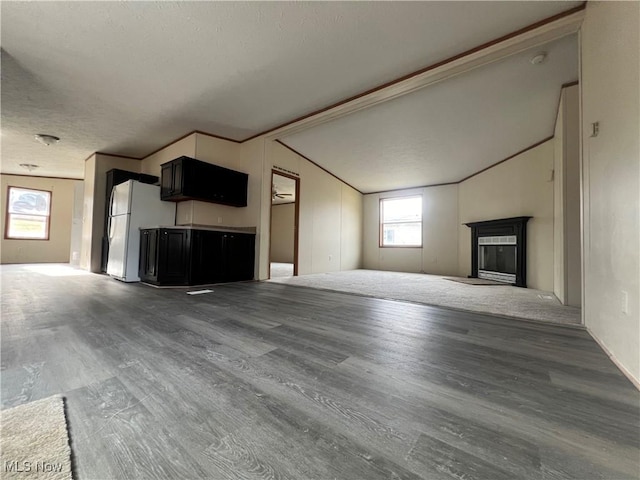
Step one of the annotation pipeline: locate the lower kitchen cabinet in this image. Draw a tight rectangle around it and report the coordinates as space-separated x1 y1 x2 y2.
221 233 255 282
139 228 255 286
190 229 224 285
139 228 159 283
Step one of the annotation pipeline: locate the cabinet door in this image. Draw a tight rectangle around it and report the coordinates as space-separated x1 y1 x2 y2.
221 233 255 282
171 161 183 196
184 158 208 200
191 230 224 285
139 229 159 282
157 229 190 285
160 164 174 199
210 169 247 207
225 171 249 207
161 160 185 200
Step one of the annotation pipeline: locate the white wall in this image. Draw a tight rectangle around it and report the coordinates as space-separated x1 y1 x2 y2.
69 181 84 266
139 132 266 277
81 154 142 272
270 203 295 263
1 174 80 264
80 155 96 270
581 1 640 384
140 134 196 177
554 92 565 301
363 185 459 275
134 133 362 280
140 133 198 226
265 141 363 278
553 85 581 306
340 184 363 271
141 132 261 229
564 86 581 307
186 133 261 228
362 140 555 291
458 140 555 291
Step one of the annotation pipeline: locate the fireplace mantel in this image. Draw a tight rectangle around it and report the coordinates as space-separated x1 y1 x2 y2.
464 216 531 287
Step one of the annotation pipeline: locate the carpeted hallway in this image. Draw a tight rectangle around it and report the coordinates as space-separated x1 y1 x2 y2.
268 269 581 325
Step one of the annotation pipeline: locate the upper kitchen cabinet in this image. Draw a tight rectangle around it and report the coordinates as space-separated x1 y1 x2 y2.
160 156 248 207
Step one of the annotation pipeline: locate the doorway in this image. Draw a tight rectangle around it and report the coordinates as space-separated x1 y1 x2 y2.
269 170 299 279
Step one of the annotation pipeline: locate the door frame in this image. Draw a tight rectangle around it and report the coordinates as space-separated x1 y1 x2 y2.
268 169 300 279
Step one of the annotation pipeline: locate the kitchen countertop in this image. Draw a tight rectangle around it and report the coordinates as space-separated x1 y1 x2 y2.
142 225 256 234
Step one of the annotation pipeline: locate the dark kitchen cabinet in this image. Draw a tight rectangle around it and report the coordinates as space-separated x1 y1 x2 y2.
139 228 159 282
139 228 255 286
190 230 224 285
160 156 248 207
221 232 255 282
159 229 192 285
161 161 182 199
139 228 191 285
101 169 159 272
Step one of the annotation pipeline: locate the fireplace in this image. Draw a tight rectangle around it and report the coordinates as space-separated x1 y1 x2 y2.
464 216 531 287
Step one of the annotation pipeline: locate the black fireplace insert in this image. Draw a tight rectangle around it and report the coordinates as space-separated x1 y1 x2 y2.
464 216 531 287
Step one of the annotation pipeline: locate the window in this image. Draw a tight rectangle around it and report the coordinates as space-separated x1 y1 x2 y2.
5 187 52 240
380 195 422 247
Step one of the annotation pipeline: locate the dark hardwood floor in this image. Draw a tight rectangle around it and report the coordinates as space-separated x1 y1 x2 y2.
1 265 638 480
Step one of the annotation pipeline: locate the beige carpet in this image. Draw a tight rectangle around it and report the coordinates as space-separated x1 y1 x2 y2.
268 269 581 325
444 277 507 286
1 395 73 479
270 262 294 278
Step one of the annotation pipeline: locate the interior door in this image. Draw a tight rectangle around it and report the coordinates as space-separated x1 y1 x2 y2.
269 170 299 279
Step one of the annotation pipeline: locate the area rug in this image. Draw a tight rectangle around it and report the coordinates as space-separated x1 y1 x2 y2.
445 277 508 286
1 395 73 479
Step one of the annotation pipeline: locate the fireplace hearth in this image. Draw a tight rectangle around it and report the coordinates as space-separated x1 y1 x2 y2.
464 216 531 287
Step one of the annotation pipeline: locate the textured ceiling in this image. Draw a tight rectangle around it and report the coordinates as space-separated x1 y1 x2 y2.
1 1 581 179
282 35 578 193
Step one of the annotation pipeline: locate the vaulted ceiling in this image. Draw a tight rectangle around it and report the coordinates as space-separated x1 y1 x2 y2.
1 1 581 184
282 35 578 193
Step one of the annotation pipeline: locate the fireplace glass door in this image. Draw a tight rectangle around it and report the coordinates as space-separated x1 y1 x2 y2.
478 236 517 283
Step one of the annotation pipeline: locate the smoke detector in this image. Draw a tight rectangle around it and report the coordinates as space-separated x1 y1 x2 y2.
530 53 547 65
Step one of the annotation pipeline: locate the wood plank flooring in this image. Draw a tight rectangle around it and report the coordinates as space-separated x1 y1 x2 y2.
1 265 638 480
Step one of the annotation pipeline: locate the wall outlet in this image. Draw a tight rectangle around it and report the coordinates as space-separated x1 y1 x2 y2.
217 217 223 224
622 290 629 315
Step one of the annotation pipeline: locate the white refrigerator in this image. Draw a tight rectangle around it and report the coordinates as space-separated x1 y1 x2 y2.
106 180 176 282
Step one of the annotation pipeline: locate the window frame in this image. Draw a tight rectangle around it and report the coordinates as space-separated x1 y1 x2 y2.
379 195 423 248
5 186 53 241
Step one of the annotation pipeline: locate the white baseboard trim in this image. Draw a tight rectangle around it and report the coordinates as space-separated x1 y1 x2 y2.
587 327 640 391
